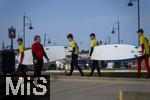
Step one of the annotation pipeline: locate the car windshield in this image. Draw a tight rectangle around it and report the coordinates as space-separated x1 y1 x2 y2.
78 60 86 64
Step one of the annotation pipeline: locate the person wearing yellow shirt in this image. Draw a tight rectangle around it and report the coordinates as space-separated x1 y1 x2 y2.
88 33 102 77
137 29 150 78
67 33 84 76
17 38 27 82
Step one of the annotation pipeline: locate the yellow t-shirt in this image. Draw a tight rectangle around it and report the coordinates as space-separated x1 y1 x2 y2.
90 39 99 47
70 40 79 54
139 34 150 55
18 43 25 53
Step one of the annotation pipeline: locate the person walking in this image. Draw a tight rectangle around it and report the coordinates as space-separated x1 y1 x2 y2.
137 29 150 78
17 38 27 83
88 33 102 77
67 33 84 76
32 35 49 85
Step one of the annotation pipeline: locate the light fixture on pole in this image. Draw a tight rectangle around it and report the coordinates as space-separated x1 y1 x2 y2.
128 0 133 6
23 13 33 46
111 19 121 44
127 0 140 46
44 33 51 46
105 36 110 45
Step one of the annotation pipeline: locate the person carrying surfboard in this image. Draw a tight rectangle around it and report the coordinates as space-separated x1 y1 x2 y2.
32 35 49 85
17 38 27 83
67 33 84 76
87 33 102 77
137 29 150 78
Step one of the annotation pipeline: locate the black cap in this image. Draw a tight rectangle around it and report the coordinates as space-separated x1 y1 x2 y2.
137 29 144 33
67 33 73 38
90 33 95 37
17 38 23 42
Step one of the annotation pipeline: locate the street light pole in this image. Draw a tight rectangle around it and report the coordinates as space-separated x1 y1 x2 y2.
44 33 51 46
117 20 120 44
44 33 46 46
2 41 5 50
11 38 13 50
23 12 33 46
23 13 25 45
137 0 140 46
105 36 111 45
111 19 121 44
128 0 140 46
108 36 110 44
137 0 140 30
18 30 23 38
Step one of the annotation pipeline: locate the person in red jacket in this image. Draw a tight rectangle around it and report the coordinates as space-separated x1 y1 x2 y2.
32 35 49 85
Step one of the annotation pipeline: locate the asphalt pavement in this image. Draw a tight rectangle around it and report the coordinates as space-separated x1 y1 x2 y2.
50 76 150 100
0 71 150 100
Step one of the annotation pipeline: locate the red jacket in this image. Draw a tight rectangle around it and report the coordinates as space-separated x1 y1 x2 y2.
32 42 48 60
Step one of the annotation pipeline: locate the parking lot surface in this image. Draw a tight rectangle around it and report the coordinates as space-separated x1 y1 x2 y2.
50 76 150 100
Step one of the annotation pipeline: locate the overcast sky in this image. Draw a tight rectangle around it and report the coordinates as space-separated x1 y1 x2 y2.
0 0 150 50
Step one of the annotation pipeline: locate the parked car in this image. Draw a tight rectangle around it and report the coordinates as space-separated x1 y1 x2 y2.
78 59 89 69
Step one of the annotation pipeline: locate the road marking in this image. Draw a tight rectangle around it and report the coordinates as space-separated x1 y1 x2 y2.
48 69 147 73
119 89 123 100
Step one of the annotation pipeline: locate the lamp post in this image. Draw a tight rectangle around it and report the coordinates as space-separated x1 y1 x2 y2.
2 40 5 50
18 30 23 38
120 40 124 44
105 36 110 45
44 33 46 46
111 19 120 44
44 33 51 46
127 0 140 45
23 13 33 46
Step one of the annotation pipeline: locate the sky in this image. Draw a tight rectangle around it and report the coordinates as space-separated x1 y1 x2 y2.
0 0 150 50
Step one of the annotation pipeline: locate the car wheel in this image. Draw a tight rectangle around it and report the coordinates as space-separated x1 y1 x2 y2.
48 64 56 70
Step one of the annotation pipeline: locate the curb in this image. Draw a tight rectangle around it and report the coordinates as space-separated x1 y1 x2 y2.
50 75 150 85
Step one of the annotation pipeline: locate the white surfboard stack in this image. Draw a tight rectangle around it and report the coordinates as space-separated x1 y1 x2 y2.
18 46 71 65
18 44 142 66
91 44 142 61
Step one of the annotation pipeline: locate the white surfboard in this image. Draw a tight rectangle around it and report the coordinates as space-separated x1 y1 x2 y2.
18 46 71 65
91 44 142 61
